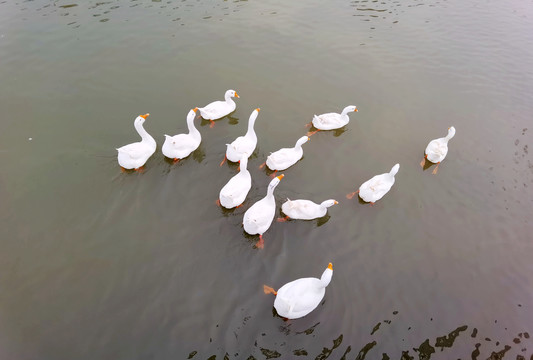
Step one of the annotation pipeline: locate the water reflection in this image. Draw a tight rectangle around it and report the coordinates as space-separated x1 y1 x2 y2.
241 229 261 248
199 114 239 128
435 324 467 349
276 212 332 226
224 158 240 170
88 2 111 9
353 340 377 359
295 322 320 335
333 127 348 137
315 214 331 227
420 155 435 172
259 347 281 359
185 321 532 359
217 201 237 217
313 333 344 358
227 115 239 126
191 143 206 163
9 0 251 28
158 144 205 168
306 126 348 138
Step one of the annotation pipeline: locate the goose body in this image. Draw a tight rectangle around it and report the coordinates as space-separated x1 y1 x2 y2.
273 263 333 319
281 199 338 220
358 164 400 203
219 156 252 209
198 89 239 120
226 108 260 162
425 126 456 163
312 105 358 130
266 136 309 171
162 108 201 160
243 175 284 241
116 114 156 170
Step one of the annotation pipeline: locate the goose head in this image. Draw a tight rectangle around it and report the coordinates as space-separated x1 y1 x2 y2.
268 174 284 191
187 107 198 119
250 107 260 119
295 136 310 147
321 200 339 208
247 108 260 128
135 113 150 125
447 126 456 139
225 89 240 99
238 154 249 171
320 263 333 287
390 163 400 176
342 105 358 115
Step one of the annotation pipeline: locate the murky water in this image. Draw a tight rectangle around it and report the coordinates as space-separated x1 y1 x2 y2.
1 0 533 359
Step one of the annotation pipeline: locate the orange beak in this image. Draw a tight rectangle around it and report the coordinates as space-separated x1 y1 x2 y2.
234 92 240 98
193 107 198 113
140 113 150 119
354 108 358 112
276 174 284 180
334 201 339 205
328 263 333 270
256 108 260 112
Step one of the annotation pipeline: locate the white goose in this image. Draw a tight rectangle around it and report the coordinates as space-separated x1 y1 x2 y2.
116 113 156 170
162 108 201 162
243 174 284 248
223 108 260 165
264 263 333 320
265 136 309 173
309 105 358 135
279 199 338 221
421 126 456 174
198 89 239 127
348 164 400 204
219 155 252 209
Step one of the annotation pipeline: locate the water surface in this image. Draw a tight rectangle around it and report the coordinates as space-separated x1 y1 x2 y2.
1 0 533 359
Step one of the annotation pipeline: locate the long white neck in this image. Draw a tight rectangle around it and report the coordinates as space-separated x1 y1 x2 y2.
389 164 400 177
224 92 236 107
265 181 280 202
135 120 155 146
245 112 257 138
186 112 200 138
265 177 282 201
320 200 335 209
444 132 455 142
294 137 308 150
266 185 276 199
442 127 456 143
239 157 249 173
340 107 351 117
320 268 333 287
